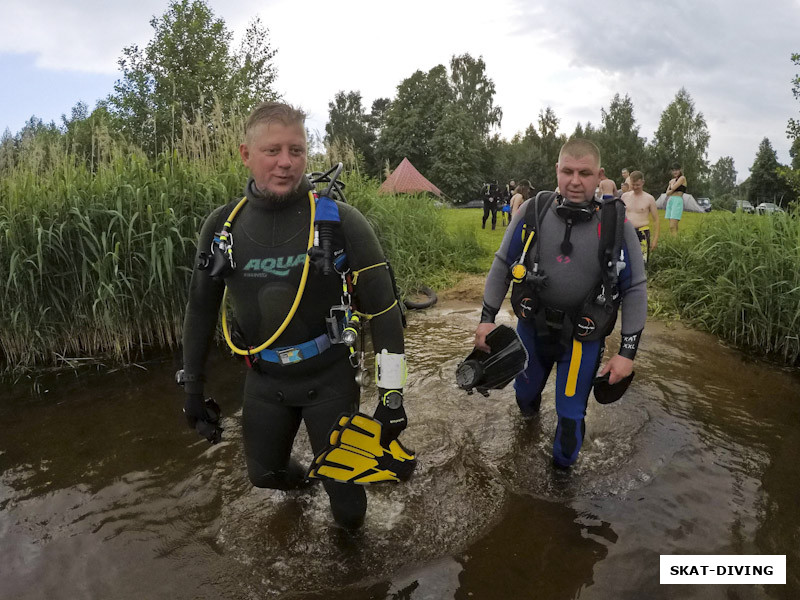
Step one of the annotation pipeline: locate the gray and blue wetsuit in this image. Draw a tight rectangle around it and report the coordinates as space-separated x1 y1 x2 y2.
481 197 647 467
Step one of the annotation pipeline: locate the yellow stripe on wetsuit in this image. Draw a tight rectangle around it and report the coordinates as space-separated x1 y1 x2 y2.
565 339 583 397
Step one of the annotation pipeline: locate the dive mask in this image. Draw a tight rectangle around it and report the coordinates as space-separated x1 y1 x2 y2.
555 197 597 223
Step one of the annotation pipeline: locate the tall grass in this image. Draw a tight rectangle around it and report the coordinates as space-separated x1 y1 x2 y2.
0 112 480 372
341 174 483 291
649 211 800 365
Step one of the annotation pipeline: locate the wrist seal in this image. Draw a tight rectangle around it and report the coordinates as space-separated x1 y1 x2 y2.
619 330 642 360
480 301 499 324
175 370 204 386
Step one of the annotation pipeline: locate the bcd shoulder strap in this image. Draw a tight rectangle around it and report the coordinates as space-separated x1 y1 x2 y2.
597 198 626 291
519 191 556 253
522 191 556 230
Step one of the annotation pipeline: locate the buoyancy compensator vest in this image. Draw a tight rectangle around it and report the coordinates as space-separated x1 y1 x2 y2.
509 192 627 348
199 164 406 371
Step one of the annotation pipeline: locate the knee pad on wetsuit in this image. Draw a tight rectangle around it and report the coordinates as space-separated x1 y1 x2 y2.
553 417 586 468
516 392 542 416
247 457 307 490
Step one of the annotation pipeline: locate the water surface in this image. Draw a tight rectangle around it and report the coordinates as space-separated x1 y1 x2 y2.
2 304 798 599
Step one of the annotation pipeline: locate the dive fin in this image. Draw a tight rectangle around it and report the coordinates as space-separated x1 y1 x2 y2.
456 324 528 394
593 371 635 404
307 412 417 484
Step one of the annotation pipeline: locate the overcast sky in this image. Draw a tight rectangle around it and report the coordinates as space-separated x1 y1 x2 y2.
2 0 799 182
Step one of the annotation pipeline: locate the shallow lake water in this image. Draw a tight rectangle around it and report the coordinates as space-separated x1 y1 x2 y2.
2 303 799 599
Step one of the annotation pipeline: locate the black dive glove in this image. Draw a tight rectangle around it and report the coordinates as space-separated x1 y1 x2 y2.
373 390 408 447
184 393 223 444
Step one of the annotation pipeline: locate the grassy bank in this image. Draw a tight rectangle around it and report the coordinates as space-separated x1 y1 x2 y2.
649 210 800 365
338 176 484 291
442 208 509 271
439 205 799 366
0 132 481 372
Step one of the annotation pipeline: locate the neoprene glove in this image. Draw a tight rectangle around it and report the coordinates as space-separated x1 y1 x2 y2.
373 401 407 447
184 393 223 444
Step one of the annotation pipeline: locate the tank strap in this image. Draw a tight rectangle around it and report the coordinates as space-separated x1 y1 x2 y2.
351 261 388 285
354 299 398 320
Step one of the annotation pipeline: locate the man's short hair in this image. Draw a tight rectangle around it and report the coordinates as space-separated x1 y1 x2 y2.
558 138 601 168
245 102 306 141
630 170 644 182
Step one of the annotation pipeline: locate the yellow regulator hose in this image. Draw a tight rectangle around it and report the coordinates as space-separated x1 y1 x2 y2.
222 190 316 355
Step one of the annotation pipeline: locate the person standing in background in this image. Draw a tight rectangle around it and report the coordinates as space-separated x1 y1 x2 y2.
664 163 687 235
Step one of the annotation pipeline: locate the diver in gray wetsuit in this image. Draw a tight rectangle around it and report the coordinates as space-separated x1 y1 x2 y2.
474 138 647 468
180 102 408 529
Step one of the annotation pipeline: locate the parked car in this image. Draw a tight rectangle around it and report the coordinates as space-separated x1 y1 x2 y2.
755 202 785 215
735 199 755 214
458 199 484 209
696 197 712 212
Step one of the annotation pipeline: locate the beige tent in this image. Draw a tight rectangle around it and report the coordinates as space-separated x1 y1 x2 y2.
378 158 442 197
655 193 706 213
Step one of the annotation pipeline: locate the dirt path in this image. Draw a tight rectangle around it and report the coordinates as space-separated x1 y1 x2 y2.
437 273 486 304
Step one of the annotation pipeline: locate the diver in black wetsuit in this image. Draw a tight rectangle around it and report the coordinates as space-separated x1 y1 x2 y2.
180 102 408 529
482 181 500 230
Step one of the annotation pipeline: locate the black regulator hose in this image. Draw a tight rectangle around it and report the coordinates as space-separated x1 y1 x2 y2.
312 163 346 276
319 223 335 276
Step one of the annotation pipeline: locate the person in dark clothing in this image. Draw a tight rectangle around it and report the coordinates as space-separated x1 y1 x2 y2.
482 181 500 229
180 102 409 529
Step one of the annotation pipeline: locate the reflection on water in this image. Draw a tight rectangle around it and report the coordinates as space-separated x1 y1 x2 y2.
2 307 799 599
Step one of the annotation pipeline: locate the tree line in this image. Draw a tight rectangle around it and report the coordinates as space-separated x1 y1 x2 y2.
1 0 798 209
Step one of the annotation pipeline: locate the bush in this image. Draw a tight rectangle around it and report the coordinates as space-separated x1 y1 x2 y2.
649 208 800 364
711 193 738 212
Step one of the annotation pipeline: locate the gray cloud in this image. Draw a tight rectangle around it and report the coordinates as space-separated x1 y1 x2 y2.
3 0 798 177
510 0 800 172
0 0 267 72
1 0 169 71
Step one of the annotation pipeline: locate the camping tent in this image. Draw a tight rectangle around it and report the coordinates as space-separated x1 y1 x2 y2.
655 193 706 213
378 158 442 198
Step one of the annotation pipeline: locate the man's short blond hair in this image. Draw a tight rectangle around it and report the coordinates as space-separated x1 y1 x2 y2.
630 170 644 182
558 138 601 168
245 102 306 141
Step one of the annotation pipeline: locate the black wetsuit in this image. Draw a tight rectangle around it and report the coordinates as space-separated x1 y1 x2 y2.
182 176 404 528
482 183 500 229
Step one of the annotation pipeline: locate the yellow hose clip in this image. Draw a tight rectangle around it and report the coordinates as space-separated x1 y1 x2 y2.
510 230 536 284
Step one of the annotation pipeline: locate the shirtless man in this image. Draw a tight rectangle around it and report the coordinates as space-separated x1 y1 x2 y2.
619 168 632 197
621 168 631 189
621 170 659 264
597 168 617 199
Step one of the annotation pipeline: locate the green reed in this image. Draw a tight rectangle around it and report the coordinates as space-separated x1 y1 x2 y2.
340 172 483 292
648 210 800 365
0 117 480 372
